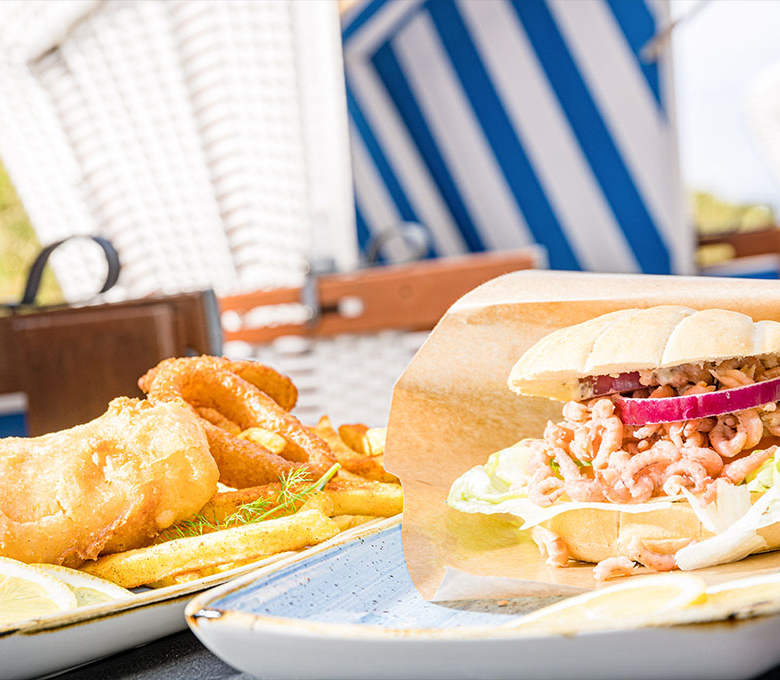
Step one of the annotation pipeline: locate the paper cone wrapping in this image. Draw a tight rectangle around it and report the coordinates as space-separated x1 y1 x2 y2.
384 270 780 600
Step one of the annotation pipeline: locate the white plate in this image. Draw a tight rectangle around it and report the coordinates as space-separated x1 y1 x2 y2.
187 517 780 680
1 548 308 680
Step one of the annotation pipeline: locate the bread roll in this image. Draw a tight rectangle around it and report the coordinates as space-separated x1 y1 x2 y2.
509 306 780 401
541 502 780 564
487 305 780 570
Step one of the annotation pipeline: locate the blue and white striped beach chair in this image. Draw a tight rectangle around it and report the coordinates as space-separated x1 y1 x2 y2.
342 0 691 274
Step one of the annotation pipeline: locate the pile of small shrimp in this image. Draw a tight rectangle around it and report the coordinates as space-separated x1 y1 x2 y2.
526 357 780 510
528 358 780 578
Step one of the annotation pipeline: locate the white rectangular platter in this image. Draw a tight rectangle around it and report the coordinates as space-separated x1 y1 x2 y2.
1 518 389 680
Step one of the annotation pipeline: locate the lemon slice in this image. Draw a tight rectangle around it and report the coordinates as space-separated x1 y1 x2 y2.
703 571 780 613
0 557 78 626
32 564 133 607
509 573 707 634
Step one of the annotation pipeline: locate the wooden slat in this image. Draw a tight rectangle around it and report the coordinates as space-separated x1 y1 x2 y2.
219 249 540 343
698 228 780 259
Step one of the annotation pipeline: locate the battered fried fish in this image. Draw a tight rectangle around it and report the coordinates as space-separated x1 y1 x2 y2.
0 397 218 566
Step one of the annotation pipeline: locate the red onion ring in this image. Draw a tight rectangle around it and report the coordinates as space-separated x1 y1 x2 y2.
614 376 780 426
580 372 643 399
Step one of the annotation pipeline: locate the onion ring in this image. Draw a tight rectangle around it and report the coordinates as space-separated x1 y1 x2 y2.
139 357 333 488
196 406 241 435
139 356 297 411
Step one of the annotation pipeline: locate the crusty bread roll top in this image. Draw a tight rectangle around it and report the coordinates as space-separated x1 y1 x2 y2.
509 306 780 402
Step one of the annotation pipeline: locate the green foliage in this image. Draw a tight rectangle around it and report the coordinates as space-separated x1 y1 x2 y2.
693 190 776 235
0 161 63 306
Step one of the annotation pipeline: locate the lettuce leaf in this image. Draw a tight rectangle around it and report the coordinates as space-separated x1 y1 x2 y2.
676 485 780 570
746 447 780 493
448 441 780 571
679 480 751 534
447 440 677 530
674 447 780 570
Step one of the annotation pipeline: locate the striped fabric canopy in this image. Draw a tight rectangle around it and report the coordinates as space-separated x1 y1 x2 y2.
342 0 691 274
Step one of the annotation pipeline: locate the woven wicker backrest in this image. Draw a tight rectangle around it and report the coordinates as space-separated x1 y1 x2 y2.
0 1 542 428
0 0 438 428
0 0 356 300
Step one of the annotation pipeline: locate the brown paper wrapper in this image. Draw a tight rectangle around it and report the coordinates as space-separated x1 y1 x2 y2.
384 270 780 600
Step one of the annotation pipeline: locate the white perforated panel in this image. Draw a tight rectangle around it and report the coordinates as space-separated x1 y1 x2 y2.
0 0 356 300
226 331 430 427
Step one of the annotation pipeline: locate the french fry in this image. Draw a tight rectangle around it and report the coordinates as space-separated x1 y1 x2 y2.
315 415 398 483
238 427 287 454
338 423 371 455
196 484 291 525
159 542 323 586
368 455 396 482
153 486 281 542
338 424 386 457
297 490 334 516
147 568 215 588
335 468 367 482
211 557 261 573
324 479 403 517
366 427 386 455
194 474 398 529
332 514 377 531
81 509 339 588
147 555 270 587
181 464 340 540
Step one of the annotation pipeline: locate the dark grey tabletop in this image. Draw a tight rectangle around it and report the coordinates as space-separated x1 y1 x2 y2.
55 630 249 680
53 627 780 680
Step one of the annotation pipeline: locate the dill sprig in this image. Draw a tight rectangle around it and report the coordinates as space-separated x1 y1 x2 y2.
159 510 223 541
159 462 340 542
224 462 340 526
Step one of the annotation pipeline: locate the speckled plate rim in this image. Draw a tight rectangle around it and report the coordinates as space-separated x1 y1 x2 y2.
0 517 391 638
186 515 430 635
184 516 606 641
185 517 780 643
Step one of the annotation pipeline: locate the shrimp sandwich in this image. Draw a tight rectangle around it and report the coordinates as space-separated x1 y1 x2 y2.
448 306 780 580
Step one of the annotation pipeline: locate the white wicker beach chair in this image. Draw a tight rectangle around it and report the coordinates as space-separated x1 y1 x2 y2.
0 0 356 302
0 0 457 427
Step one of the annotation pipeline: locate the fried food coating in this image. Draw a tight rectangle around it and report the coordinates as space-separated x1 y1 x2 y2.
140 356 334 488
0 397 219 567
139 356 297 410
